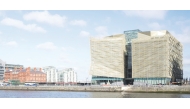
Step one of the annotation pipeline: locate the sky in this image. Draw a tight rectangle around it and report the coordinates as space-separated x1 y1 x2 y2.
0 10 190 81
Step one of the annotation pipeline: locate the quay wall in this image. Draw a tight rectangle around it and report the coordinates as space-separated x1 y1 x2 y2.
121 86 190 93
0 86 122 92
1 86 190 93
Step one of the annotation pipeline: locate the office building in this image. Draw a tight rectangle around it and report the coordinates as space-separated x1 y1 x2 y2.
132 30 183 84
89 30 183 85
90 34 126 85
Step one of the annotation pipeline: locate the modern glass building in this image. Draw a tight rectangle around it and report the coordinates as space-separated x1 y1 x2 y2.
89 30 183 85
123 29 141 84
90 34 126 85
132 30 183 85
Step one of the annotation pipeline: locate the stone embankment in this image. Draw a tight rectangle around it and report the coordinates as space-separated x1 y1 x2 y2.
121 85 190 93
0 86 122 92
1 85 190 93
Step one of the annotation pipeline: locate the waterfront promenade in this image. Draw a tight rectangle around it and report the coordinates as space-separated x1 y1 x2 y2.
1 85 190 93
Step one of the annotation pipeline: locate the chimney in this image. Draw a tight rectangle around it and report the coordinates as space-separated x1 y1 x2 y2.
34 67 36 71
40 68 42 72
27 67 30 72
20 67 22 71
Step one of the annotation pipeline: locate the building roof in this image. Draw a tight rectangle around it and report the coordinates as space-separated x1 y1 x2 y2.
5 69 45 74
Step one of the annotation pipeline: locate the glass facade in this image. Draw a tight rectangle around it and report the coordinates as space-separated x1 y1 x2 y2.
124 30 141 81
91 76 123 85
134 78 171 85
124 29 141 44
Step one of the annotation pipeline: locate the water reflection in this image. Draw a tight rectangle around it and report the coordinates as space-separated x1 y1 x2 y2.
121 92 190 98
0 90 190 98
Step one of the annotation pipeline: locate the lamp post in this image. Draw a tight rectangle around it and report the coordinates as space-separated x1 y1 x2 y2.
86 78 88 86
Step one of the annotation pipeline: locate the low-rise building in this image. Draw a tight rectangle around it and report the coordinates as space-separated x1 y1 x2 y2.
4 67 46 83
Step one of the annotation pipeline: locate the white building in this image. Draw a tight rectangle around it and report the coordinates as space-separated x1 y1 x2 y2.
42 66 58 82
57 68 77 83
0 59 5 81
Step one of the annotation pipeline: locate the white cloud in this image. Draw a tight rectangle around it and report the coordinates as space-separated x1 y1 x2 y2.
36 42 57 50
0 31 2 34
184 59 190 65
148 22 164 30
123 10 167 20
170 27 190 44
5 41 18 47
1 17 46 33
70 20 87 26
23 11 67 27
94 26 108 37
176 20 190 26
80 31 90 37
95 26 107 34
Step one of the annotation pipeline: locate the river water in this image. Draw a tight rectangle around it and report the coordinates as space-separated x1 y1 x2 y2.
0 90 190 98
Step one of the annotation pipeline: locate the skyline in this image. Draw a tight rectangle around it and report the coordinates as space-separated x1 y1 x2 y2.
0 10 190 81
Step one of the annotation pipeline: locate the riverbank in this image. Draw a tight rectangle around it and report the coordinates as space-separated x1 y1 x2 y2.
122 85 190 94
1 85 190 93
0 86 122 92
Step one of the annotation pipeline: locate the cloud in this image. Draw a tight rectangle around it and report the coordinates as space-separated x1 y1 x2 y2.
70 20 87 26
148 22 164 30
95 26 107 34
94 26 108 37
170 27 190 44
176 20 190 26
23 11 67 27
184 59 190 65
5 41 18 47
1 17 46 33
0 31 2 34
123 10 167 20
80 31 90 37
36 42 57 50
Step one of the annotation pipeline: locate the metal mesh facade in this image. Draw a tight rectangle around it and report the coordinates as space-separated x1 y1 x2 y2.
132 30 183 84
90 34 126 78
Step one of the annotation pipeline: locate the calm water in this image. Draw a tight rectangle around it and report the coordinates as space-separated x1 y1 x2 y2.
0 90 190 98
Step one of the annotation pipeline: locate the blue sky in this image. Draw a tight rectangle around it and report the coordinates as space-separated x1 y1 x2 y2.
0 10 190 81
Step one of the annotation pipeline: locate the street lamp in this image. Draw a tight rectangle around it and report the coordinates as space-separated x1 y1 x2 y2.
86 78 88 86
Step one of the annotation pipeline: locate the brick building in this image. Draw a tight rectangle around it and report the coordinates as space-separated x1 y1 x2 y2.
4 67 46 83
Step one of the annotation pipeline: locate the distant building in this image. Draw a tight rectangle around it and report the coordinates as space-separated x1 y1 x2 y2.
42 66 58 82
4 67 46 83
0 59 5 81
57 68 77 84
5 64 24 70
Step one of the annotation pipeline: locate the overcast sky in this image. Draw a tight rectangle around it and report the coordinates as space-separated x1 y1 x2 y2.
0 10 190 81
